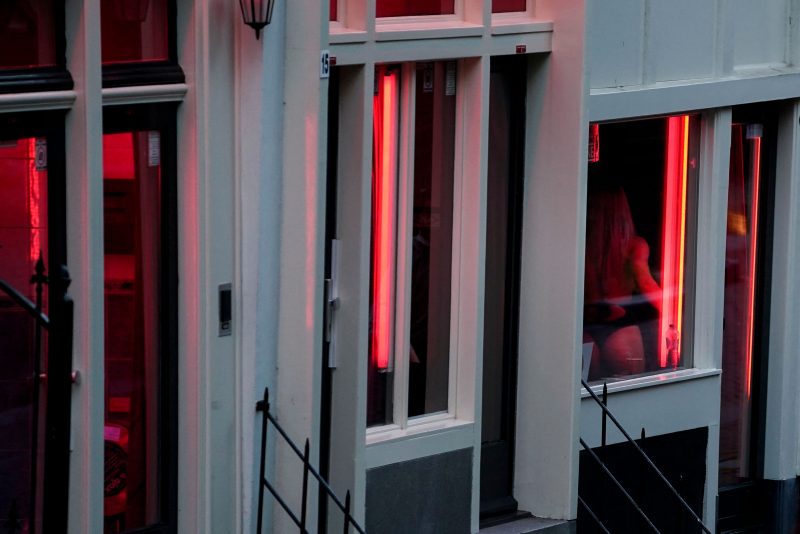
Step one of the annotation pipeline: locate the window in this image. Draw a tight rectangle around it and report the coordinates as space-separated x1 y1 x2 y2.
582 115 700 382
376 0 455 18
102 105 177 534
492 0 526 13
101 0 169 64
0 0 57 69
101 0 183 87
368 61 458 427
0 1 72 93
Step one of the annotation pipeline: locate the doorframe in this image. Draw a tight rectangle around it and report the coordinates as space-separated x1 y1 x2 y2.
478 56 527 524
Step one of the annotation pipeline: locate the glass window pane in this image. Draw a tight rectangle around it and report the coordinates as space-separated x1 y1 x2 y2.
101 0 169 64
0 1 57 69
719 121 766 486
330 0 337 21
376 0 455 18
0 137 49 534
492 0 526 13
408 61 456 417
103 131 162 532
582 116 698 382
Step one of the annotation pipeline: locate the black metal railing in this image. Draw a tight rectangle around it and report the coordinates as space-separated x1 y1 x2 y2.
255 387 365 534
1 259 73 534
578 379 711 534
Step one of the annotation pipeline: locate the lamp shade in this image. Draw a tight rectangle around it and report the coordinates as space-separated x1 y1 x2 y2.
239 0 275 39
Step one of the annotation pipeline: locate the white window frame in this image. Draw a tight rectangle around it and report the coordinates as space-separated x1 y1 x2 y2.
366 60 473 443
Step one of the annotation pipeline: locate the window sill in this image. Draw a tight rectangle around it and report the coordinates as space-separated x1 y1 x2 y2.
581 368 722 398
490 19 553 35
365 418 474 468
375 20 483 41
329 26 368 44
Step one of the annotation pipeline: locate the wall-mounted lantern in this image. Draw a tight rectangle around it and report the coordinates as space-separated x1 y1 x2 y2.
239 0 276 40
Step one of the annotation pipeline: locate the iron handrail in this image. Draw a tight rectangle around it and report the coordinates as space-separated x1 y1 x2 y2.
255 387 366 534
0 279 49 328
580 438 660 533
578 491 611 533
581 379 712 534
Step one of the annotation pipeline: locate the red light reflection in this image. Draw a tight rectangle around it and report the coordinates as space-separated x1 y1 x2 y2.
659 116 690 368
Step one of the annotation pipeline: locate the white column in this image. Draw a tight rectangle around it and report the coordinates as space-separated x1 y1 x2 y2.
65 0 104 531
274 0 329 530
763 101 800 482
513 0 588 520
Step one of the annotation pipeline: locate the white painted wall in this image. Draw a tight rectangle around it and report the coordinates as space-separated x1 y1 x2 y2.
588 0 795 90
732 0 788 69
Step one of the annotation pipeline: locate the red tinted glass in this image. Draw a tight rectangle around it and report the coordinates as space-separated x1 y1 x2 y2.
0 1 57 69
330 0 337 21
492 0 526 13
0 137 49 533
376 0 455 18
103 131 163 531
101 0 169 64
719 122 766 486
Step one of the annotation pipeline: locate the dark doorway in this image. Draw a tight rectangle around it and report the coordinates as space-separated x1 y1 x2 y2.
479 56 527 523
717 104 779 533
318 65 340 534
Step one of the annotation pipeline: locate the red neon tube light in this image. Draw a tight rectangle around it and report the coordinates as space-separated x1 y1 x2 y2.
744 133 761 398
659 116 690 368
27 138 42 264
370 69 399 372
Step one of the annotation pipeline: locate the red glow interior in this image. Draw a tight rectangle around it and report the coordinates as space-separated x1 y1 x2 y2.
330 0 337 21
0 0 57 69
659 116 690 368
370 69 399 371
377 0 455 18
492 0 526 13
101 0 169 65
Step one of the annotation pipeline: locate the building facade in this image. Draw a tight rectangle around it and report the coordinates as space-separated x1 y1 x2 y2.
1 0 800 533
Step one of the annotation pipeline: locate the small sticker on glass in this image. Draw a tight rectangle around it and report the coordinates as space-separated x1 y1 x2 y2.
445 62 456 96
148 131 160 167
35 138 47 171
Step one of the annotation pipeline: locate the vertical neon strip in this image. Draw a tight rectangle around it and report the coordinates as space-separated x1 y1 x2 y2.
676 115 690 346
27 138 41 264
660 116 689 368
744 136 761 398
371 71 398 371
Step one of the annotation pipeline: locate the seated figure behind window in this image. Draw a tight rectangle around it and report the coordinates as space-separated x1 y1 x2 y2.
583 184 662 380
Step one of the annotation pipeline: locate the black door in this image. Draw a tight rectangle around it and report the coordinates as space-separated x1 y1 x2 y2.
479 57 527 523
0 111 71 534
318 66 340 534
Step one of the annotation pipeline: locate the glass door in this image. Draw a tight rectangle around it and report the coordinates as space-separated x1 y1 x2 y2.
0 112 69 534
102 104 178 534
717 105 777 532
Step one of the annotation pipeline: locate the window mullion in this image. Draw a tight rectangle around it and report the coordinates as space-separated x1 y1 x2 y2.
392 63 417 429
